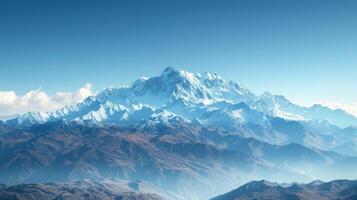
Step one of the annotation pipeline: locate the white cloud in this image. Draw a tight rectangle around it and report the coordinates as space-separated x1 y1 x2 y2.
318 100 357 117
0 83 95 117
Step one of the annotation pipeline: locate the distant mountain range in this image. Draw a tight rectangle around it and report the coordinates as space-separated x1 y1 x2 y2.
211 179 357 200
1 67 357 200
1 115 357 199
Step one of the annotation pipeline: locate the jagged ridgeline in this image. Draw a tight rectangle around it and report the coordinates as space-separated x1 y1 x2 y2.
211 179 357 200
1 67 357 200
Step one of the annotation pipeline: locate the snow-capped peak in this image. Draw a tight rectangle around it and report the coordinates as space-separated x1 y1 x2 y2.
6 67 357 128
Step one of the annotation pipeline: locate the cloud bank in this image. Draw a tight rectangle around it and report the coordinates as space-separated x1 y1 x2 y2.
0 83 94 118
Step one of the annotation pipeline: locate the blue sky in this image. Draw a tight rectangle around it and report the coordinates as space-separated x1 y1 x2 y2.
0 0 357 105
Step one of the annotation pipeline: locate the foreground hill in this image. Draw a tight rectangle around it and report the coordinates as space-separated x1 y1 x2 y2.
211 179 357 200
0 179 165 200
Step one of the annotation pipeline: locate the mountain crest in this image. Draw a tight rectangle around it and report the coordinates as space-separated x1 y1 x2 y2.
6 67 357 128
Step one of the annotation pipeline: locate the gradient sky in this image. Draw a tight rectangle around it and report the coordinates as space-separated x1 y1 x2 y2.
1 0 357 105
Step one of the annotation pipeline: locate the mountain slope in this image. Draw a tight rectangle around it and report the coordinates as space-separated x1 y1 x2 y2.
254 92 357 128
0 122 274 200
7 67 357 128
0 179 166 200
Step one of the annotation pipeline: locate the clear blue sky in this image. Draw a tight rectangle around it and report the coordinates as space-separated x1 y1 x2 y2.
0 0 356 104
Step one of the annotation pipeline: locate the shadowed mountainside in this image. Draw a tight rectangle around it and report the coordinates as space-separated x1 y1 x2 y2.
1 121 357 199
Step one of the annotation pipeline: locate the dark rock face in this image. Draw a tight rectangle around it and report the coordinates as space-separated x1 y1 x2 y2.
211 179 357 200
0 180 166 200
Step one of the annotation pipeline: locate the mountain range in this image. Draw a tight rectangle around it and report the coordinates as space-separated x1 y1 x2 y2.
4 67 357 155
0 179 166 200
5 67 357 128
1 67 357 200
211 179 357 200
